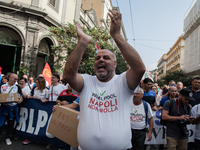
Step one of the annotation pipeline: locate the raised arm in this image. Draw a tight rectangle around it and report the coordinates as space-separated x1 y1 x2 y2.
63 23 92 92
108 10 145 91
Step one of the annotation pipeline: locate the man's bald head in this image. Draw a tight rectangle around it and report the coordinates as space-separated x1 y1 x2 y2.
169 86 177 99
8 73 18 86
97 49 116 61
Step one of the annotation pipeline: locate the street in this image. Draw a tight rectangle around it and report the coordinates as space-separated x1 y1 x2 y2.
0 131 59 150
0 131 163 150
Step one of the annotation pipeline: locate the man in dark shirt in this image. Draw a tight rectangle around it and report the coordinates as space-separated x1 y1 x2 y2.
162 88 194 150
187 77 200 150
142 78 157 111
188 77 200 107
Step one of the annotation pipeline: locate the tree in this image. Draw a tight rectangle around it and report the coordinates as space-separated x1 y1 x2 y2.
49 22 128 74
157 70 192 87
115 51 129 74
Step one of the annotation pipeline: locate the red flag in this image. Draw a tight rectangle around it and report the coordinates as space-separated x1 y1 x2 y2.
42 63 52 87
95 40 101 53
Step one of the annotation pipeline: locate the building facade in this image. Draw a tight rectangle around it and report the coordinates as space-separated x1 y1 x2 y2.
81 0 127 40
166 35 184 74
183 0 200 77
0 0 81 77
157 54 167 80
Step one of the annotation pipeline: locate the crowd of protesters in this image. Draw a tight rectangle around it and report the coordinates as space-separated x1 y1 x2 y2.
0 72 79 150
138 77 200 150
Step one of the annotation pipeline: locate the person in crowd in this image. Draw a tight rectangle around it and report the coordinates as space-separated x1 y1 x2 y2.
162 80 176 96
177 82 183 92
187 77 200 150
154 83 160 92
161 85 168 95
22 75 32 90
1 75 9 85
191 103 200 150
38 74 49 89
29 77 49 103
28 76 35 89
159 86 177 109
60 79 67 86
46 73 66 149
142 78 157 111
140 80 144 88
0 73 23 145
162 88 194 150
56 85 79 110
53 96 80 112
48 73 66 102
188 77 200 107
152 85 162 107
23 77 49 145
18 77 31 99
22 75 28 80
62 9 145 150
130 87 153 150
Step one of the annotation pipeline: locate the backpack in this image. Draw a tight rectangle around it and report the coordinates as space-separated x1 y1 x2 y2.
142 100 148 126
160 99 191 126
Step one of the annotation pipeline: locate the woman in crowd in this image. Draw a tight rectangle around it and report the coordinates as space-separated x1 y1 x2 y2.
23 77 49 145
1 75 9 85
152 85 162 107
29 77 49 103
18 77 31 99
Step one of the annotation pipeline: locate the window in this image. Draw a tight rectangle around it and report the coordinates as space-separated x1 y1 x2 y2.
50 0 56 7
49 0 60 11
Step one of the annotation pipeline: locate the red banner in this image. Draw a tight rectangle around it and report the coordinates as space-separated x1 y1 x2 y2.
42 63 52 87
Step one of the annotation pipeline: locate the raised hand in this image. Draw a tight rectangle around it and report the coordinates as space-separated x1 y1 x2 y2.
107 9 121 37
75 23 92 44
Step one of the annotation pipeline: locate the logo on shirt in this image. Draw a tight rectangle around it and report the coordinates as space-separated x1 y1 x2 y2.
100 90 106 96
87 92 118 113
130 114 144 122
2 86 8 89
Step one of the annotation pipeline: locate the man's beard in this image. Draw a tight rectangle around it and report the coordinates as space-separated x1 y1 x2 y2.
96 71 109 80
193 86 199 90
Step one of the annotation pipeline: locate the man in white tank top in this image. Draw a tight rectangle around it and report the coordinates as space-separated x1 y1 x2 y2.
62 10 145 150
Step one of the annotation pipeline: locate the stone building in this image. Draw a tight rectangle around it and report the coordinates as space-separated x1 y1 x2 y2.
0 0 81 77
157 54 167 80
81 0 127 40
183 0 200 77
166 35 184 73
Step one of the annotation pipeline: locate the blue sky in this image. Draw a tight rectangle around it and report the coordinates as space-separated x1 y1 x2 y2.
111 0 194 71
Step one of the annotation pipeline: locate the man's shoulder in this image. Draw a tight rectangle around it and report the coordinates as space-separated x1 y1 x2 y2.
1 82 8 86
55 83 66 89
161 96 169 101
163 99 175 108
142 100 151 108
144 90 155 96
59 89 68 96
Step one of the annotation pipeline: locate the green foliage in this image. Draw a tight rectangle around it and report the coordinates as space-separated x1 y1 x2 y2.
49 22 128 74
19 65 26 78
115 51 129 74
157 70 192 87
